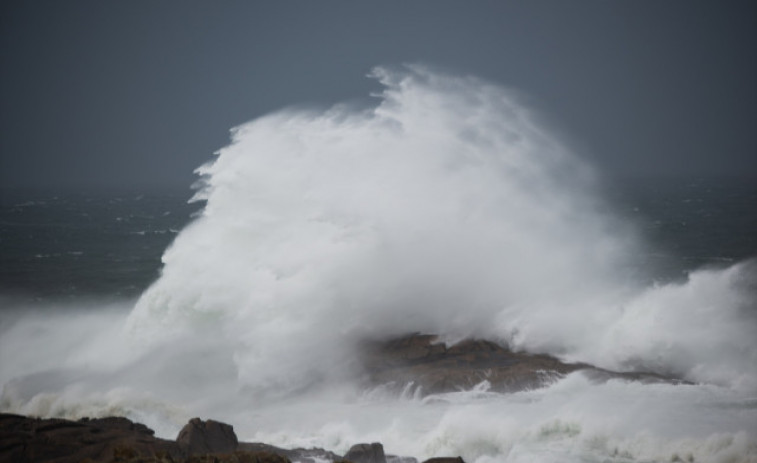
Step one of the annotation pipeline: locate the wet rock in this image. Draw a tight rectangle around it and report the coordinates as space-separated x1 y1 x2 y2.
422 458 465 463
239 442 340 463
386 455 419 463
80 416 156 435
344 442 386 463
222 450 292 463
0 412 179 463
360 333 686 395
360 333 583 394
0 414 294 463
177 417 239 455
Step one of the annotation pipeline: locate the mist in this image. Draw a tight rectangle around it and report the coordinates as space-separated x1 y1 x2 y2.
1 66 755 462
128 66 757 391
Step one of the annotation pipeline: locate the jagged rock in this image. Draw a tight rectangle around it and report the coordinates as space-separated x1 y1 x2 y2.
0 330 689 463
344 442 386 463
80 415 156 435
0 414 296 463
0 412 179 463
359 333 686 395
422 458 465 463
177 417 239 455
360 333 582 394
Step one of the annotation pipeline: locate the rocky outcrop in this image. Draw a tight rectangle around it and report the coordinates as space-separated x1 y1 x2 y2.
0 413 180 462
0 414 296 463
238 442 341 463
359 333 687 394
0 414 420 463
422 458 465 463
343 443 386 463
0 334 688 462
360 334 580 394
177 418 238 454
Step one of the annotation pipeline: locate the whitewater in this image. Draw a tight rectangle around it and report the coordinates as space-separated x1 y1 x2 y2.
1 65 756 462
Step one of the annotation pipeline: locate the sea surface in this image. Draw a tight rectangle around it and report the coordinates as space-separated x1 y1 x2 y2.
0 188 199 302
1 178 754 303
1 67 756 463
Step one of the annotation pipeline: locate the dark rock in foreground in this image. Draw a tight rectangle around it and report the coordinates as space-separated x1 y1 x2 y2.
422 458 465 463
0 334 688 462
0 413 180 462
0 414 443 463
177 417 238 455
0 414 295 463
344 443 386 463
237 442 341 463
360 333 687 394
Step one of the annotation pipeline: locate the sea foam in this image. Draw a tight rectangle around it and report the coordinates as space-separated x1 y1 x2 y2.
2 65 756 462
128 65 756 393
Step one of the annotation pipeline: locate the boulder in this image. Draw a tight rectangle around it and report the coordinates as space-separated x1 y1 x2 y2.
422 458 465 463
0 413 179 463
344 442 386 463
177 417 239 455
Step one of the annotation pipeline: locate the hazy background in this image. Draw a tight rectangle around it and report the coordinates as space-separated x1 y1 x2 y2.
1 0 755 189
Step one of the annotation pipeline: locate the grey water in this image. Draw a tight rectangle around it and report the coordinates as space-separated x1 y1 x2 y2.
0 187 200 303
1 177 755 305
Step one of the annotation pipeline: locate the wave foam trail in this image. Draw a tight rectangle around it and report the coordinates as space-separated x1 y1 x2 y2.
128 65 756 394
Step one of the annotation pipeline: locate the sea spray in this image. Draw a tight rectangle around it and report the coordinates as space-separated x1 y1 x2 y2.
2 65 756 462
128 65 756 393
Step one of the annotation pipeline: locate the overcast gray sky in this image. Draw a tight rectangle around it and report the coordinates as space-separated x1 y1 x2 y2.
1 1 755 189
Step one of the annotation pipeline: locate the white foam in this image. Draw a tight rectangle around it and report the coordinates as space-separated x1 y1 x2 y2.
2 65 756 461
129 65 756 393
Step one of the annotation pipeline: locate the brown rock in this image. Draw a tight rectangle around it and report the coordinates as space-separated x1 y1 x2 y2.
238 441 340 463
422 458 465 463
0 413 179 463
359 333 581 394
343 442 386 463
177 417 239 455
359 333 686 395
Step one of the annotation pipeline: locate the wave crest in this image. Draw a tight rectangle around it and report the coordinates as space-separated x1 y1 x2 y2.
127 65 756 393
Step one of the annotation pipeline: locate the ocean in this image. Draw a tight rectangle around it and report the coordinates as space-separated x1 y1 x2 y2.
1 66 756 462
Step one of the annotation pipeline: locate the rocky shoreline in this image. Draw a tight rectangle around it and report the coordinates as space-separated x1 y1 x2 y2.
1 334 689 462
0 414 434 463
358 333 688 394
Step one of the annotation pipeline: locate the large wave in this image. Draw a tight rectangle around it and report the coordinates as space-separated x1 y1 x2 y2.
127 65 757 392
3 65 756 462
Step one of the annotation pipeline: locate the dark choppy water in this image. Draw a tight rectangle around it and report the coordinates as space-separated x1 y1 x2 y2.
611 177 757 280
2 178 754 304
0 187 200 302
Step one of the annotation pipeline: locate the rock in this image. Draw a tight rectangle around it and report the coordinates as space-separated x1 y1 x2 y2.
344 442 386 463
177 417 239 455
0 412 179 463
80 415 156 435
422 458 465 463
224 450 292 463
359 333 687 395
386 455 419 463
238 442 340 463
359 333 582 394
